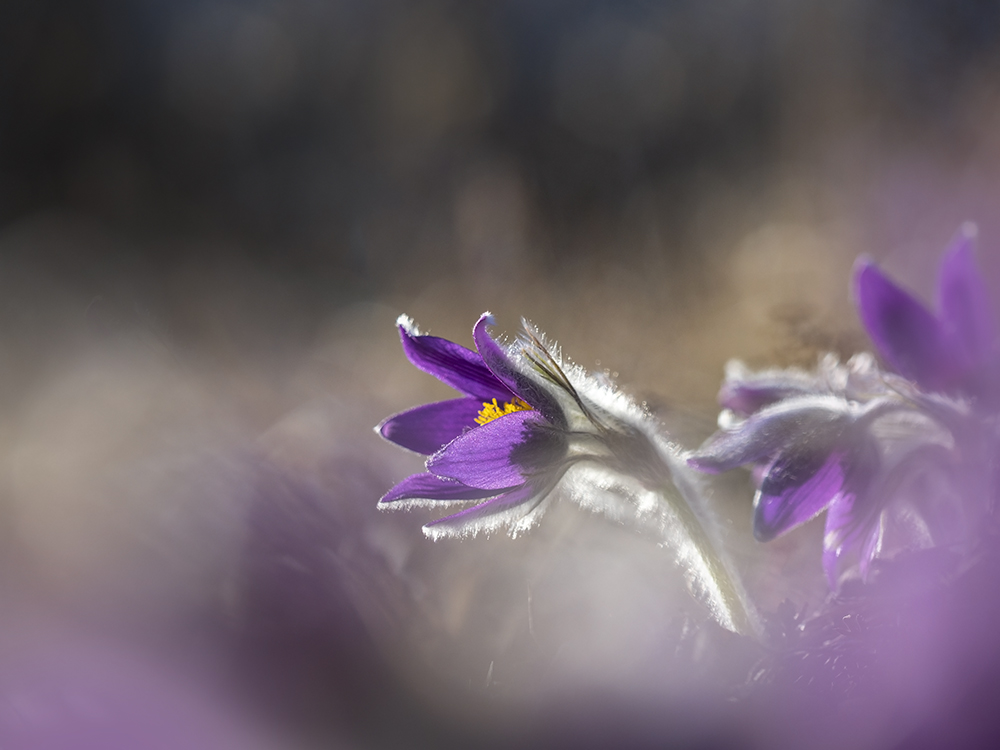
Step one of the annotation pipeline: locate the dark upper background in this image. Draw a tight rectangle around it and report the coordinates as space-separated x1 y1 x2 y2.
5 0 1000 296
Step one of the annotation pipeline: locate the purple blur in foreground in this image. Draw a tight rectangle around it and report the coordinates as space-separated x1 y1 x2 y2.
689 226 994 587
854 223 998 401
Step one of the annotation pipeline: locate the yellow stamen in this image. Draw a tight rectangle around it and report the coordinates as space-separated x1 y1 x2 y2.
474 397 532 426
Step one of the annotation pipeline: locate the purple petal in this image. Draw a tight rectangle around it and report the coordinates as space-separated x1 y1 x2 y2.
818 432 887 586
687 397 850 474
378 397 485 455
857 516 884 581
821 540 842 590
427 410 542 489
472 314 566 427
717 364 818 416
398 321 512 401
719 382 812 416
423 480 542 537
937 223 996 370
750 461 771 488
822 504 849 587
822 492 862 588
870 443 958 548
753 450 844 542
854 259 960 391
380 473 498 504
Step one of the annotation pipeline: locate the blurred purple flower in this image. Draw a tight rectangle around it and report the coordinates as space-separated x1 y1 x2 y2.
854 223 998 401
688 226 999 587
688 392 903 585
716 360 826 418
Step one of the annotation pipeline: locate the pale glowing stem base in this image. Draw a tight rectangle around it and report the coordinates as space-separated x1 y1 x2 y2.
653 477 761 639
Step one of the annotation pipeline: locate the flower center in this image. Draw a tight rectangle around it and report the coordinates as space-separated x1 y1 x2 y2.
475 397 532 426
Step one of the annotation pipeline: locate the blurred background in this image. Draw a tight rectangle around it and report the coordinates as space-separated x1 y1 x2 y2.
3 0 1000 747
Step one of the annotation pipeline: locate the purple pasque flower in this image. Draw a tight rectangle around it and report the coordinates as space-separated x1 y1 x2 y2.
717 352 885 419
690 391 883 584
691 225 1000 588
854 223 998 402
376 313 558 457
378 313 763 635
378 313 676 539
689 354 961 587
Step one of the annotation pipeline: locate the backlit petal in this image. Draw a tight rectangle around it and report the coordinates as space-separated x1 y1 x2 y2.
718 360 820 416
687 396 851 474
822 492 865 588
378 397 484 455
427 410 542 490
937 223 996 374
473 314 566 427
858 516 884 581
398 319 512 400
823 493 855 589
379 473 498 504
854 258 959 391
422 481 543 539
753 450 845 542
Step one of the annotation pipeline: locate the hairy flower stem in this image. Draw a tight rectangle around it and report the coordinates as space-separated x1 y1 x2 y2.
655 476 761 639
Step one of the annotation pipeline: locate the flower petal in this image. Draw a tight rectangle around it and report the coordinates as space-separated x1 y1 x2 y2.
937 223 996 378
752 450 844 542
422 480 544 539
822 493 861 588
379 472 498 504
427 410 548 490
398 319 512 401
854 258 960 391
472 314 566 427
687 395 851 474
821 538 844 590
378 397 485 455
717 360 819 416
857 516 884 581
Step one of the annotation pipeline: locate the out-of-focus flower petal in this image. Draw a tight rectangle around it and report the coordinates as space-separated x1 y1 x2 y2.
823 502 854 589
473 313 566 427
427 409 543 489
398 317 512 400
750 460 771 488
937 224 996 377
377 397 485 455
854 258 959 391
422 480 544 539
753 450 845 542
379 472 498 505
718 360 820 415
822 492 865 587
857 516 884 580
867 442 964 554
687 396 851 474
